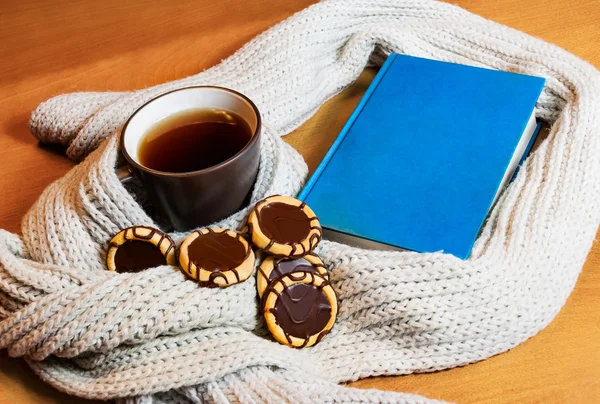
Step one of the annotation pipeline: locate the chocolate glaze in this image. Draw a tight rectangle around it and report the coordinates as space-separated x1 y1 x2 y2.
113 240 166 273
268 273 332 342
267 257 322 283
257 202 311 244
187 230 247 273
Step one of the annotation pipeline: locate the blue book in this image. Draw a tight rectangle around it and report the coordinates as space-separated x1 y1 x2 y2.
298 54 545 259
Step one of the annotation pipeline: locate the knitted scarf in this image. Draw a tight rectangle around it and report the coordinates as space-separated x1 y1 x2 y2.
1 1 599 402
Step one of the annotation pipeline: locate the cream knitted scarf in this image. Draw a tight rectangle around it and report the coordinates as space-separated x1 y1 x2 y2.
1 1 599 403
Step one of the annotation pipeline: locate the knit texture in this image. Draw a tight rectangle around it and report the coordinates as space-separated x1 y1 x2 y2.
1 0 599 402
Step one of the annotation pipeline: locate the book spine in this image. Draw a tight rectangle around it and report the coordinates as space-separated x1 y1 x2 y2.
297 53 398 201
511 121 542 181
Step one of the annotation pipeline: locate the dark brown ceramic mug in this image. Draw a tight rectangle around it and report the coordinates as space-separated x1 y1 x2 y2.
118 86 261 231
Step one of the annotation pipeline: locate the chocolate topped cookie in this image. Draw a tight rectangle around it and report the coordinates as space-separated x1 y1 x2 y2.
262 271 337 348
106 226 176 273
256 252 328 299
178 227 255 287
248 195 321 258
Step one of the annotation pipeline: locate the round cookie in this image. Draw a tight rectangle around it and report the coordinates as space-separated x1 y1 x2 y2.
106 226 176 273
262 271 337 348
178 227 255 288
256 252 328 299
247 195 322 258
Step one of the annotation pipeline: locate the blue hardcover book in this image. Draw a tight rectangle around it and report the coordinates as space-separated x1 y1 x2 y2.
298 54 545 259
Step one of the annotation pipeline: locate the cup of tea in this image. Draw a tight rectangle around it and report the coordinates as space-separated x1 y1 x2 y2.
118 86 261 232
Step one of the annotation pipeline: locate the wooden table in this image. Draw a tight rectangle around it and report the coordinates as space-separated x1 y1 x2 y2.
1 0 599 402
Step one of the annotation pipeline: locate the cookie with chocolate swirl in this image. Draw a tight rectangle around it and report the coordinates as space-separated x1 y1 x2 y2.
262 271 337 348
178 227 255 288
256 252 328 299
247 195 322 258
106 226 176 273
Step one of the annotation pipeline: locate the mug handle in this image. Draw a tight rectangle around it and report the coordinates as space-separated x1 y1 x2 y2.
116 164 135 185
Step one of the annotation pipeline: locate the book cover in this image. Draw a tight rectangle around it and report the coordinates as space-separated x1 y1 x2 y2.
298 54 545 259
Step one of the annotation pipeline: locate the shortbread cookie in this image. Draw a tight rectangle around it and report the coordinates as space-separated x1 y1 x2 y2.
178 227 255 288
247 195 321 258
106 226 176 273
262 271 337 348
256 252 328 299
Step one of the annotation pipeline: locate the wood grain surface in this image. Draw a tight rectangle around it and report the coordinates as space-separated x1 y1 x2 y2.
0 0 598 403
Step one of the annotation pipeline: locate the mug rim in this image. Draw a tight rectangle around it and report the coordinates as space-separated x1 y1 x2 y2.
119 85 262 178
